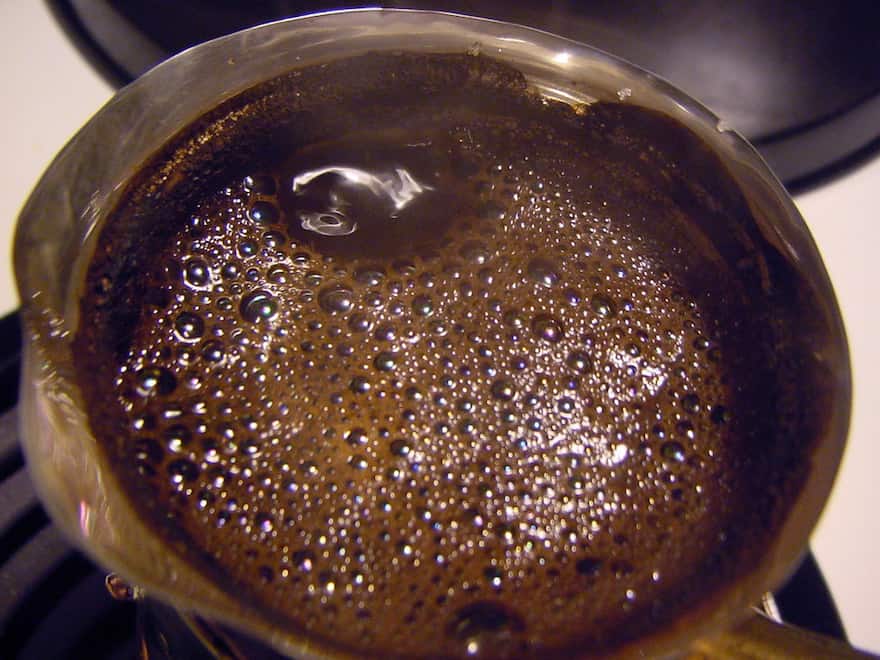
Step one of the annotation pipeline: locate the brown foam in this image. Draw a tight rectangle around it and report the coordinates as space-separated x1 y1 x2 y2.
73 53 805 658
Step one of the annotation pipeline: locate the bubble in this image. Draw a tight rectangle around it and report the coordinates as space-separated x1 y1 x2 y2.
557 397 575 414
531 314 563 343
682 393 700 414
133 437 163 466
348 313 373 333
345 428 369 446
374 325 396 342
490 379 515 401
479 201 505 221
483 565 503 589
461 241 491 265
411 295 434 317
693 335 711 351
447 602 524 653
167 458 199 484
390 439 411 456
174 312 204 341
676 420 695 440
255 512 274 533
590 293 617 317
374 352 397 372
562 287 581 306
292 550 315 572
248 201 279 224
318 284 355 314
240 289 279 322
201 340 225 363
220 261 240 280
392 260 416 276
243 174 276 194
267 264 289 284
135 366 176 396
241 438 261 456
350 376 371 394
349 454 369 470
502 310 524 328
661 441 686 463
366 292 385 308
710 404 729 425
459 419 477 435
429 320 448 336
238 240 258 258
506 356 526 372
354 267 385 286
301 208 359 237
304 271 323 288
527 257 560 288
164 424 191 453
566 350 592 374
183 258 210 287
263 231 285 248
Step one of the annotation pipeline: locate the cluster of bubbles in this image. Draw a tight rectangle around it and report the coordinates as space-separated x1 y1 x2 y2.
107 122 731 657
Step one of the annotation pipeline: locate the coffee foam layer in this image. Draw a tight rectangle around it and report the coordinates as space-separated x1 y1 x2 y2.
74 54 797 658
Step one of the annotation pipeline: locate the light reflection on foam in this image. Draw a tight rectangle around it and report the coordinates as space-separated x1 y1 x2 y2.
291 164 434 237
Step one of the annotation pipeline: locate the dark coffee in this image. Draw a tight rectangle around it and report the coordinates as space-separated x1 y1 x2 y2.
73 53 811 658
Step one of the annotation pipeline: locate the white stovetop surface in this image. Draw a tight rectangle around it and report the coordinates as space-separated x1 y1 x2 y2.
2 2 878 653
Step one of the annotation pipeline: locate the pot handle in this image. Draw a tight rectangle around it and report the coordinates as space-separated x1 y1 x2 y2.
690 610 879 659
